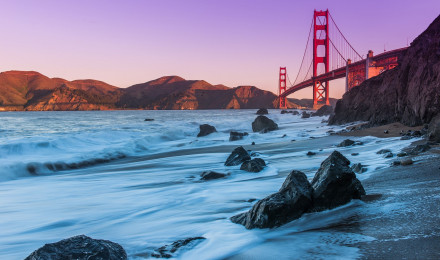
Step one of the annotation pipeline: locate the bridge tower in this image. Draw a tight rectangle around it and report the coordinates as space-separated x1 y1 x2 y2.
279 67 287 109
313 10 330 107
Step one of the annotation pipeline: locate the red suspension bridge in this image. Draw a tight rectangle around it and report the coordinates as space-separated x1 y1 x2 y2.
278 10 407 109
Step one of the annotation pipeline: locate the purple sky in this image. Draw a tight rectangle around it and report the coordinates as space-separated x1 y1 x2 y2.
1 0 439 98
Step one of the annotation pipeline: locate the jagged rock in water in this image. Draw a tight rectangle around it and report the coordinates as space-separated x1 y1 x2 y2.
197 124 217 137
240 158 266 172
224 146 251 166
377 149 392 154
351 163 367 173
337 139 363 147
231 170 313 229
383 152 394 158
25 235 127 260
280 110 292 114
306 151 316 156
251 115 278 133
256 108 269 115
292 110 300 115
301 111 311 118
329 15 440 127
144 118 154 121
200 171 227 180
151 237 205 258
311 151 366 211
229 131 249 141
312 105 333 117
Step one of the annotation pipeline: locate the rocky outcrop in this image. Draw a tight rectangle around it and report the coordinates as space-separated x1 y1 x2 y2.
251 116 278 133
311 151 366 211
428 114 440 142
229 131 249 141
231 151 365 229
240 158 266 172
224 146 251 166
231 170 313 229
200 171 228 180
337 139 363 147
197 124 217 137
301 111 311 118
256 108 268 115
329 15 440 126
312 105 333 117
25 235 127 260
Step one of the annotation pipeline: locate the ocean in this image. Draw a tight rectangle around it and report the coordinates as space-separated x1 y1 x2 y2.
0 110 417 259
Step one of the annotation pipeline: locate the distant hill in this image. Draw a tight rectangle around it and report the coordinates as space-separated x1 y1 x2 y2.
0 71 323 111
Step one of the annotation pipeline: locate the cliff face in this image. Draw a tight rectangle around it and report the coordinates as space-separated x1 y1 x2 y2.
329 15 440 126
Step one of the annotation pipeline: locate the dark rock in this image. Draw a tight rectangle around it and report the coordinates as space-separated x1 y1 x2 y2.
231 170 313 229
383 152 394 158
292 110 300 115
151 237 205 259
384 130 389 134
301 111 311 118
197 124 217 137
401 136 412 140
306 151 316 156
397 152 407 157
428 115 440 142
225 146 251 166
200 171 227 181
240 158 266 172
229 131 249 141
312 105 333 117
351 163 367 173
377 149 392 154
144 118 154 121
311 151 366 211
351 153 359 156
392 160 401 166
401 158 414 166
251 142 255 145
280 110 291 114
256 108 269 115
412 130 422 137
409 143 431 155
328 15 440 127
25 235 127 260
281 134 287 138
252 116 278 133
337 139 355 147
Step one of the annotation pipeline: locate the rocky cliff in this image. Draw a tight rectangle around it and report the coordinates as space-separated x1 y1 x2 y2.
0 72 304 111
329 15 440 126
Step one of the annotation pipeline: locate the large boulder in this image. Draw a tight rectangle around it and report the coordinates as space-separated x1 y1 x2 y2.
311 151 366 211
312 105 333 117
428 114 440 142
256 108 269 115
197 124 217 137
252 116 278 133
231 170 313 229
224 146 251 166
301 111 311 118
229 131 249 141
25 235 127 260
240 158 266 172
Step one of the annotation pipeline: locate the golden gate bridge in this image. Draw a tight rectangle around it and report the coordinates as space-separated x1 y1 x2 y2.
278 9 407 108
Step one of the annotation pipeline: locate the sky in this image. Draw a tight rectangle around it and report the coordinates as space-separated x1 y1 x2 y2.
0 0 439 99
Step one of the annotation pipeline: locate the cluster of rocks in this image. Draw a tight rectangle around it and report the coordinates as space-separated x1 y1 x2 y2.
231 151 365 229
225 146 266 173
280 110 300 115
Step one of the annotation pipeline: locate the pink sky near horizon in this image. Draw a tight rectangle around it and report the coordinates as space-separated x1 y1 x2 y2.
0 0 439 99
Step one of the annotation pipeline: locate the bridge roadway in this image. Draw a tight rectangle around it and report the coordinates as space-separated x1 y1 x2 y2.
280 47 408 98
